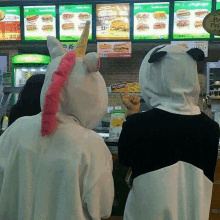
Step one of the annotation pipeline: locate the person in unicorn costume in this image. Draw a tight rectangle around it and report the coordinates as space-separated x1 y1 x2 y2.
0 21 114 220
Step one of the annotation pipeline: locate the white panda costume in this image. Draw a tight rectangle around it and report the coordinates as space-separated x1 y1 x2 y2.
0 21 114 220
118 45 219 220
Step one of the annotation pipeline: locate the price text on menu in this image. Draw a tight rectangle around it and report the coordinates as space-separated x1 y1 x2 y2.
0 7 20 41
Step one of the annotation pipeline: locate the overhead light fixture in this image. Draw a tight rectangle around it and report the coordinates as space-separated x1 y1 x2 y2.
22 68 28 71
40 68 46 72
31 69 36 71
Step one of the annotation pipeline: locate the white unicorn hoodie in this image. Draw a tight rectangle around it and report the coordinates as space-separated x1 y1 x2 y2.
0 21 114 220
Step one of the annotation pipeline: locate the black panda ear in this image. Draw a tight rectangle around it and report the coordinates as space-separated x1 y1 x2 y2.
148 45 167 63
186 48 205 61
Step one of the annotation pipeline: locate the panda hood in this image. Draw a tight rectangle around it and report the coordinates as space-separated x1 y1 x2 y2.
139 45 204 115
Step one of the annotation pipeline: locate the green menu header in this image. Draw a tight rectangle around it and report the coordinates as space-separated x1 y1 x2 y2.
0 6 20 15
24 6 56 17
12 54 51 64
174 1 212 12
59 5 92 15
134 3 169 15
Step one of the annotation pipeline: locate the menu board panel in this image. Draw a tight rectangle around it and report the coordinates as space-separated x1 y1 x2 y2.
96 4 130 40
97 42 132 58
0 7 20 41
173 0 211 39
215 0 220 38
59 5 92 41
133 3 170 40
24 6 56 41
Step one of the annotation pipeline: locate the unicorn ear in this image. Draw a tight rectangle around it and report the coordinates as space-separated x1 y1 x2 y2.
83 52 100 73
47 36 66 60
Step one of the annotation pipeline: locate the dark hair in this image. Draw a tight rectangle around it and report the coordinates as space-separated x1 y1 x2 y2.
8 74 45 126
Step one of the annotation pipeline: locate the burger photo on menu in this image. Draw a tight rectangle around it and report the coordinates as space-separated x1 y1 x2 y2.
26 15 39 23
0 10 5 21
42 25 53 32
176 20 190 28
62 13 74 20
136 12 149 20
62 23 74 31
176 9 191 18
154 22 166 29
78 12 90 20
42 14 53 22
137 23 149 31
110 19 129 32
113 43 130 53
27 24 38 31
194 20 203 28
153 11 167 20
195 9 209 18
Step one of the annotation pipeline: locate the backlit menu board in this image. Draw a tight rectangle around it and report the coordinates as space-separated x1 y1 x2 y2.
173 0 211 39
215 0 220 38
59 5 92 41
24 6 56 41
0 7 20 41
96 4 130 40
133 3 170 40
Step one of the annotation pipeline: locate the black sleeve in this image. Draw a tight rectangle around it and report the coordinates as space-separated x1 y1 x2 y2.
118 120 132 167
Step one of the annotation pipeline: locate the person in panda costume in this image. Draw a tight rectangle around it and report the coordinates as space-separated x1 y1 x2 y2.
0 21 114 220
119 45 219 220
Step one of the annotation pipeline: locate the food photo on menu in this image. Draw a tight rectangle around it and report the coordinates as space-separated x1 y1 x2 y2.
96 4 130 40
0 6 21 40
24 6 56 41
173 0 211 39
59 5 92 41
133 3 170 40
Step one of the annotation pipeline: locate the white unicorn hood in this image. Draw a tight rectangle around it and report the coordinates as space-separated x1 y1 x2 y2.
139 45 205 115
40 21 108 136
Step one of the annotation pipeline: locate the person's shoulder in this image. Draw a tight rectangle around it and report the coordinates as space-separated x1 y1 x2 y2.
200 112 219 131
126 109 155 123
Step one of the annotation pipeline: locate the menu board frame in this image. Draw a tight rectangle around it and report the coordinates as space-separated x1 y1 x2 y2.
133 2 170 41
0 6 21 41
0 1 219 42
58 4 93 41
173 0 212 40
96 3 131 41
23 5 57 41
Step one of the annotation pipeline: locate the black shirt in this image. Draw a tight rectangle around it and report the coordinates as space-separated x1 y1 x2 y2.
118 108 219 183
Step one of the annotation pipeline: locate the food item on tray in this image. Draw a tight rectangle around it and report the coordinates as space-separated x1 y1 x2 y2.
136 12 149 20
62 23 74 30
62 13 74 20
126 82 141 93
176 9 191 17
177 43 188 49
26 15 39 22
42 14 53 22
78 23 86 31
153 11 166 19
176 20 190 28
154 22 166 29
195 10 209 17
113 44 130 53
26 24 38 31
111 82 127 92
194 20 203 28
42 25 53 32
0 10 5 21
137 23 149 31
78 12 90 20
110 19 129 31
